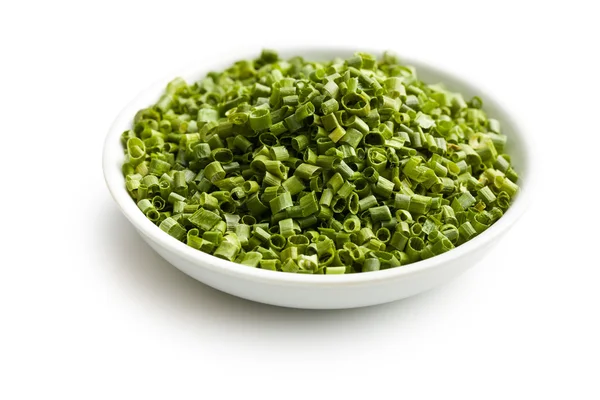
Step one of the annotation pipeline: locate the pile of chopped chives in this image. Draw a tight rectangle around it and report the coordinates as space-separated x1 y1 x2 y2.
121 50 519 274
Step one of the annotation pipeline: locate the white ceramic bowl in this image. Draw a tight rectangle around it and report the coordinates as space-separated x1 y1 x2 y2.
103 48 531 309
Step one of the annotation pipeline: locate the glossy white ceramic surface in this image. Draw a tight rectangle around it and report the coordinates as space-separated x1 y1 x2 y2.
103 48 531 309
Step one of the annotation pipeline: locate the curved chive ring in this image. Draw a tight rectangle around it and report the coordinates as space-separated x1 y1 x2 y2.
341 92 371 117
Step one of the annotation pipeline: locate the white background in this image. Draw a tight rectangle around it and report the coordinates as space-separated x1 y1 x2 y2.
1 1 599 399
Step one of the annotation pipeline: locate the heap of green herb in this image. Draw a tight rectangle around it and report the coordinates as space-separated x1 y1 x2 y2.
121 50 519 274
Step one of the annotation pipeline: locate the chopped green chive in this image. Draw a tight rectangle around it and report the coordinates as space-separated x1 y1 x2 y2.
122 50 520 274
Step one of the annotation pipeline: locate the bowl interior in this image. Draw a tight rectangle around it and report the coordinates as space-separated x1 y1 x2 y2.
103 48 531 284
